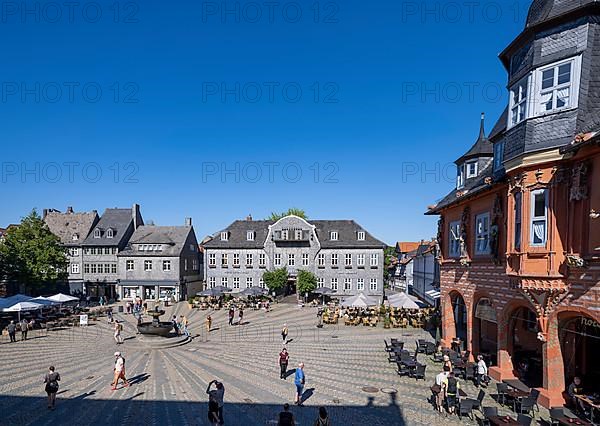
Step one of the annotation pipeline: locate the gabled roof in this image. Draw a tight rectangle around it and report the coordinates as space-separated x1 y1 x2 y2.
489 108 508 142
118 225 195 257
395 242 420 253
44 209 99 245
526 0 597 28
416 241 436 256
426 161 498 215
455 113 494 164
83 208 141 246
202 220 274 249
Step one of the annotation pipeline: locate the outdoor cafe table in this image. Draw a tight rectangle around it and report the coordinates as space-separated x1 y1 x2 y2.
553 415 592 426
575 395 600 424
486 415 520 425
503 379 531 393
506 389 529 411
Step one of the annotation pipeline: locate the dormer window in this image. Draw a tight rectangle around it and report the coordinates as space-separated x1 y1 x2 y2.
457 165 465 189
466 161 478 178
357 231 365 241
220 231 228 241
106 228 114 239
509 76 528 126
93 229 101 238
72 233 79 241
494 142 505 172
295 230 303 240
246 231 254 241
330 231 338 241
282 230 289 240
539 62 572 113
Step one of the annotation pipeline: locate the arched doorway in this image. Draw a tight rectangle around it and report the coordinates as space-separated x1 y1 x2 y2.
474 297 498 366
559 313 600 393
509 306 543 388
450 291 467 350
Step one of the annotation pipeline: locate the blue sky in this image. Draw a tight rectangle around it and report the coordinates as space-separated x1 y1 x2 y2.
0 0 529 244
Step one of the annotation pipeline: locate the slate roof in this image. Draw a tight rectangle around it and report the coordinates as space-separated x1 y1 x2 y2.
526 0 597 28
426 161 497 214
416 242 436 256
83 208 139 246
455 114 494 164
202 219 386 250
489 108 508 142
44 209 99 246
118 225 194 257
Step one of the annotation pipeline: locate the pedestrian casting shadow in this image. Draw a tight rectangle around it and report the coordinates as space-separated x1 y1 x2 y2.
285 338 294 344
285 369 296 379
300 388 315 404
128 374 150 385
123 336 136 341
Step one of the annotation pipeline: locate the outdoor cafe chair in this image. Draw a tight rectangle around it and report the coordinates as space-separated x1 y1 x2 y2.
482 406 498 426
425 342 436 355
411 364 426 381
496 382 510 406
517 414 532 426
464 389 485 412
529 388 541 412
397 362 410 377
458 400 474 421
464 363 476 382
515 395 536 417
549 407 565 426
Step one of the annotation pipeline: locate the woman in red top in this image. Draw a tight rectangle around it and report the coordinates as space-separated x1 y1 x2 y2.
279 348 289 379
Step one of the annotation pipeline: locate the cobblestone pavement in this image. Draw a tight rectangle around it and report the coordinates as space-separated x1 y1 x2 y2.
0 300 550 425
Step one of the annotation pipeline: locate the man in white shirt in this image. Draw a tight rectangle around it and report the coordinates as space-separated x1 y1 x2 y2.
476 355 488 387
111 352 129 390
434 367 449 412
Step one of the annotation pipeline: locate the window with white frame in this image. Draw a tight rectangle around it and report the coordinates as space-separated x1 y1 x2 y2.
466 161 478 178
246 277 253 288
357 231 365 241
475 213 491 255
302 253 309 267
246 230 254 241
288 253 295 266
494 141 505 171
72 233 79 241
144 260 152 271
163 260 171 271
344 278 352 291
246 253 253 266
331 278 338 291
184 259 188 271
357 254 365 267
449 221 461 257
233 253 240 266
357 278 364 291
220 231 228 241
209 276 216 288
274 253 282 266
295 230 303 240
330 231 338 241
317 277 324 287
106 228 114 238
193 259 198 270
282 230 289 240
457 164 465 189
369 278 378 291
221 253 228 267
126 260 134 271
345 253 352 267
331 253 338 267
317 253 325 267
370 253 378 267
510 76 528 126
233 277 240 289
209 253 216 266
538 60 574 114
530 189 548 246
514 192 522 250
94 229 101 238
259 253 266 267
111 263 117 274
221 276 228 287
71 263 80 274
259 277 265 288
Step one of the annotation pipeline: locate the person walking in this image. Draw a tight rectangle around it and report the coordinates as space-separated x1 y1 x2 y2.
228 308 235 326
278 403 295 426
205 315 212 333
238 307 244 325
279 348 289 379
476 355 488 387
180 315 190 337
111 352 129 390
171 315 179 335
281 324 289 343
445 371 460 415
107 307 114 323
314 407 330 426
44 366 60 410
208 394 220 426
206 380 225 425
21 318 29 340
294 363 305 406
434 366 450 412
114 321 123 344
7 320 16 343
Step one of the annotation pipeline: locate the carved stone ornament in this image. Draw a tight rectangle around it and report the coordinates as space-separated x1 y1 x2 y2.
509 172 527 192
570 162 590 201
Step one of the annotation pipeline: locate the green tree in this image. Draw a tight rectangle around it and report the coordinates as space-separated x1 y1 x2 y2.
262 268 288 293
296 270 317 295
267 208 308 221
0 209 68 294
383 245 396 283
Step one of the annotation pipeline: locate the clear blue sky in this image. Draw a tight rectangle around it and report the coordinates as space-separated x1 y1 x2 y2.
0 0 529 244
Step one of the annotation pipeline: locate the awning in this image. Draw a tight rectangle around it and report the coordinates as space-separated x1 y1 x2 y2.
425 290 441 299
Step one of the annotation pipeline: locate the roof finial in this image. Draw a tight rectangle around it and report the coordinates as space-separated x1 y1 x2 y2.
479 112 486 140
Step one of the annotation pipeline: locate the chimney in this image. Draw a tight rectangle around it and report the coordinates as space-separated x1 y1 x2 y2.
185 217 192 226
43 209 48 219
132 203 140 229
66 206 73 214
246 214 253 221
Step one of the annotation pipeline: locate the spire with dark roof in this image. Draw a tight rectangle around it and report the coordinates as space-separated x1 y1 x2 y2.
455 113 494 165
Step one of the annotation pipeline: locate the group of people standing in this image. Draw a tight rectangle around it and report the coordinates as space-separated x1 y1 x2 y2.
227 306 244 326
6 318 33 342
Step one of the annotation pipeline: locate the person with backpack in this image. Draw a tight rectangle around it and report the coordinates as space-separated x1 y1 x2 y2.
281 324 289 343
278 403 295 426
44 365 60 410
279 348 289 379
445 371 460 414
314 407 330 426
111 352 129 390
114 321 123 344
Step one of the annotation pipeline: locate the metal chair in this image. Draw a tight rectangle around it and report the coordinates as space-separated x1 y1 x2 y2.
529 388 540 412
481 406 498 426
458 400 474 421
549 407 564 426
411 364 426 381
496 382 509 406
397 362 410 377
464 364 476 382
516 395 536 417
517 414 532 426
464 389 485 412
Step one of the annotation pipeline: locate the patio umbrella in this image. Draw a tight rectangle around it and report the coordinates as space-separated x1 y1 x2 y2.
341 293 377 307
31 296 60 306
313 287 336 295
239 287 268 297
47 293 79 303
0 294 33 309
197 286 232 297
3 301 44 321
388 293 420 310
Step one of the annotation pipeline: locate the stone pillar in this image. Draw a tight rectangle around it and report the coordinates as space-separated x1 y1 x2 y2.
539 317 566 408
465 301 474 360
441 293 455 347
490 307 514 381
